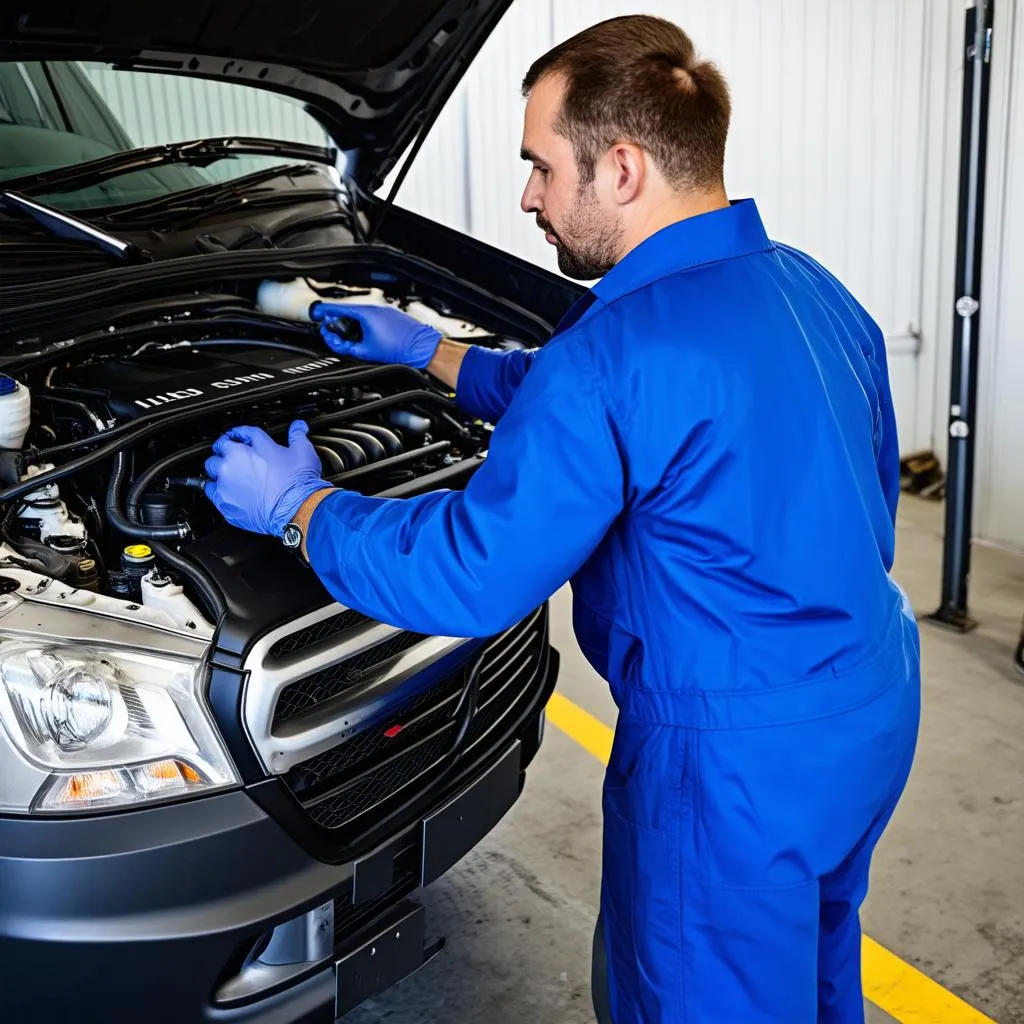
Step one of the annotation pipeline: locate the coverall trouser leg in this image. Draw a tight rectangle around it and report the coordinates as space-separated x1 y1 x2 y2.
598 669 920 1024
816 792 905 1024
592 913 615 1024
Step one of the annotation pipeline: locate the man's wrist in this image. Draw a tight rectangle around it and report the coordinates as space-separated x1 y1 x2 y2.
292 487 336 559
425 338 471 391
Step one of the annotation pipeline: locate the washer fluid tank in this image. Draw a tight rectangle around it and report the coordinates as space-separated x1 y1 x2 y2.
0 376 31 450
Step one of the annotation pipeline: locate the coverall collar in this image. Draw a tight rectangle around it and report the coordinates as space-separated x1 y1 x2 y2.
592 197 773 306
550 199 773 338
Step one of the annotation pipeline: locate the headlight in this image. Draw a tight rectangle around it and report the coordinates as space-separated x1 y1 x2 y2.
0 638 238 813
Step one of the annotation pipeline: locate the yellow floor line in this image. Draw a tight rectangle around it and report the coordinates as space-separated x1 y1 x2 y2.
861 937 995 1024
545 691 996 1024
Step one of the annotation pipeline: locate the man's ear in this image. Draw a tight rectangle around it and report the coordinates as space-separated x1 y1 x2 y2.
609 143 645 205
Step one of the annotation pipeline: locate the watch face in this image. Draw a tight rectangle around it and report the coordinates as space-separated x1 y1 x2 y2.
282 524 302 549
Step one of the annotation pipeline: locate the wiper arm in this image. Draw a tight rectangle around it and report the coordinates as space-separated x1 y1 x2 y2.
0 137 336 198
100 163 334 222
0 191 150 264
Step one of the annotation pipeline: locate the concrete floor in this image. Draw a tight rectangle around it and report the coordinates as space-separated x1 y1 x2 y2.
346 497 1024 1024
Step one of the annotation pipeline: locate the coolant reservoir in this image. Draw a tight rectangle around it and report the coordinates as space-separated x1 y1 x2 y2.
0 375 31 450
256 279 325 322
141 571 207 632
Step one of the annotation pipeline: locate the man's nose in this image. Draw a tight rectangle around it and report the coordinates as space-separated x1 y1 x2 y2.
521 178 540 214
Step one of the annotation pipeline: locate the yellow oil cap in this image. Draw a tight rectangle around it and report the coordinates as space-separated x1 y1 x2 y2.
123 544 152 560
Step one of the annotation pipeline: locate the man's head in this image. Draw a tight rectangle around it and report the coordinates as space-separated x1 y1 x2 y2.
520 16 731 280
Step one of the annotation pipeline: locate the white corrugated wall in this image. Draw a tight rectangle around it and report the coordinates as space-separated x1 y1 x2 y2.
398 0 934 459
385 0 1024 551
910 0 1023 550
79 1 1022 548
974 0 1024 548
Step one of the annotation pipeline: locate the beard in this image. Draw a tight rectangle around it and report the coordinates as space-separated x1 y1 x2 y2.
538 185 622 281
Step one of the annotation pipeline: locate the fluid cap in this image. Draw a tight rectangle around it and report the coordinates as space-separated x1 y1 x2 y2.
141 492 176 527
0 375 17 396
122 544 155 579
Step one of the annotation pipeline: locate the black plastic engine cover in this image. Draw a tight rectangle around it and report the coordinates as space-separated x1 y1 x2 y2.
184 526 333 661
70 345 342 420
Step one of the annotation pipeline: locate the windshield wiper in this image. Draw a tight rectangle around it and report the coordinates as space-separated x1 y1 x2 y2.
100 163 339 223
0 191 149 264
0 137 336 198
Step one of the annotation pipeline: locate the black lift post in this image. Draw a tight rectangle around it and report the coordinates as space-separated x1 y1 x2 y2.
929 0 994 633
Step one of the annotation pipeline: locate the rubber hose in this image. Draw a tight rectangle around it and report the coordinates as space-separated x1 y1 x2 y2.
147 540 226 623
107 452 189 541
4 382 449 505
126 442 210 522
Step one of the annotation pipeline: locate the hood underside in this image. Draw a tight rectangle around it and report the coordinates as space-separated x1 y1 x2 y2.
0 0 512 190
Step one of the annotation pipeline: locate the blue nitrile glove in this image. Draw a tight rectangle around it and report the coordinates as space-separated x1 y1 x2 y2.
204 420 331 536
311 303 442 369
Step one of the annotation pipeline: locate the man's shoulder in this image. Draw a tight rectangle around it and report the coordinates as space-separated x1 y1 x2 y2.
580 272 731 361
769 242 885 343
554 288 731 415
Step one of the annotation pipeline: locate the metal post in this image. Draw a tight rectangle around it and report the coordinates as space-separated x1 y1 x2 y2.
929 0 994 633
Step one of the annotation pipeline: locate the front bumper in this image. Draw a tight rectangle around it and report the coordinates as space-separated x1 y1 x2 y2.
0 683 552 1024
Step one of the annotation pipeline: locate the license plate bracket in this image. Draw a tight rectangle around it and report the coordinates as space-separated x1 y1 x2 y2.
335 901 442 1016
420 741 522 886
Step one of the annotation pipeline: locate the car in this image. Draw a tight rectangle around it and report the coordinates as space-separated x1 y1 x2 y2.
0 4 583 1021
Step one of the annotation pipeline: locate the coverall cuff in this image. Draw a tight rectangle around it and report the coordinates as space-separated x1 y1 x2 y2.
304 487 369 576
453 344 510 422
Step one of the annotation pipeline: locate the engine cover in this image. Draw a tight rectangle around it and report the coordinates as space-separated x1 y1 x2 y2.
71 345 343 420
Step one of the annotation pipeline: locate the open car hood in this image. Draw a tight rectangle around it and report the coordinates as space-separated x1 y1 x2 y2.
0 0 512 191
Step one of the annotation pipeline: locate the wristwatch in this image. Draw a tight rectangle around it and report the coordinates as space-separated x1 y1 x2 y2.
281 522 308 565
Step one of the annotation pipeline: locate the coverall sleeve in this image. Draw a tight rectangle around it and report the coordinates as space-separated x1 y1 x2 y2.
863 323 901 528
453 344 537 422
306 333 624 637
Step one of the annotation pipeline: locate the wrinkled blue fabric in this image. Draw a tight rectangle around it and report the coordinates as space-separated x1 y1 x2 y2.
307 199 921 1022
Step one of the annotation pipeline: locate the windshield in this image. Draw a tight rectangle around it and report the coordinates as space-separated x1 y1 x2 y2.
0 61 333 211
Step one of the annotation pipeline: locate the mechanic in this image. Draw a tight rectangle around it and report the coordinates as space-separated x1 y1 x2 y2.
205 15 921 1024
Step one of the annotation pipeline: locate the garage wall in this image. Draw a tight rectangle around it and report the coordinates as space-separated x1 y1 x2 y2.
394 0 1023 550
912 0 1023 550
395 0 934 456
973 0 1024 548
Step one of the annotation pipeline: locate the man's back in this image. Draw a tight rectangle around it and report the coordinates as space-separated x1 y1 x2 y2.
562 202 914 714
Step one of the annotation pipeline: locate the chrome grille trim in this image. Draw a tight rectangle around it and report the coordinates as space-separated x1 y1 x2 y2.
241 602 472 774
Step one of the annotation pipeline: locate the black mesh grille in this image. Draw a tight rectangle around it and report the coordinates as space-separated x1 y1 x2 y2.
268 609 371 658
272 630 429 727
284 609 548 834
286 674 466 798
305 729 456 829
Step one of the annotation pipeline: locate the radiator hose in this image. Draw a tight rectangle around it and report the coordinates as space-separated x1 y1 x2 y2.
106 451 190 541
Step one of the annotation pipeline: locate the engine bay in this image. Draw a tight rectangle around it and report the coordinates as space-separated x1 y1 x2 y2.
0 272 530 636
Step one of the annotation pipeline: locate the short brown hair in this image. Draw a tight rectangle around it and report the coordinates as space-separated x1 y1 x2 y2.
522 16 730 191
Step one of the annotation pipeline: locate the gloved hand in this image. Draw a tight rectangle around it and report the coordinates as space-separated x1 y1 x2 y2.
312 303 442 369
204 420 331 537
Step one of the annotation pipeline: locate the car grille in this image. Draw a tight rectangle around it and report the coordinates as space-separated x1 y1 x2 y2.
272 630 431 728
268 609 372 658
282 607 548 836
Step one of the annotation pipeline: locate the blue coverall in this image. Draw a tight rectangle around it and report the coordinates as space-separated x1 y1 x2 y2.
306 198 922 1022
